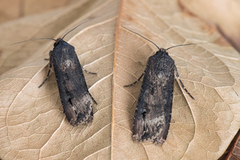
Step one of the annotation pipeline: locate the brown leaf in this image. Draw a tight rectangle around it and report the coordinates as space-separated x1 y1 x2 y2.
0 0 79 24
219 129 240 160
1 0 240 159
179 0 240 52
0 0 118 159
112 0 240 159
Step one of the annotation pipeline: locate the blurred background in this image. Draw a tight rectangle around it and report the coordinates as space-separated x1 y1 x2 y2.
0 0 78 24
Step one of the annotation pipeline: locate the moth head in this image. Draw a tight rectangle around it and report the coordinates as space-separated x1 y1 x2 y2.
54 38 63 47
155 48 168 57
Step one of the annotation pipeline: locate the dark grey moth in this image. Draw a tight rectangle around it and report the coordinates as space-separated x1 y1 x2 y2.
16 20 97 126
39 21 97 126
122 26 195 145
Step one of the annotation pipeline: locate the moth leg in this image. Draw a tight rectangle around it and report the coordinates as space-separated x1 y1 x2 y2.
82 66 97 75
89 92 97 105
175 67 194 99
38 51 53 88
124 73 144 87
44 58 49 61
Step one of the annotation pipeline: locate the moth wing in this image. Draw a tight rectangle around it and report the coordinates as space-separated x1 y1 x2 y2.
52 41 93 126
62 53 93 125
132 54 175 145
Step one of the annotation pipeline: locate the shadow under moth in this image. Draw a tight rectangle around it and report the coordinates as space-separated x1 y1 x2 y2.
122 26 195 145
15 20 97 126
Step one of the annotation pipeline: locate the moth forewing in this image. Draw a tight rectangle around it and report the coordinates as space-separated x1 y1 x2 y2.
132 49 175 145
50 39 94 126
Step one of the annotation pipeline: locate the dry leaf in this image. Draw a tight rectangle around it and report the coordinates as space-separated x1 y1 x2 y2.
0 0 118 159
112 0 240 159
179 0 240 52
218 130 240 160
0 0 79 24
1 0 240 160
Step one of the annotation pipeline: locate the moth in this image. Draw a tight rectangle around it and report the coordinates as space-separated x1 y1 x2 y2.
122 26 195 145
15 20 97 126
40 21 98 126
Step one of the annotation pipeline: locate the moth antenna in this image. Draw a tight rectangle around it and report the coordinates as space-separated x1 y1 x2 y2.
61 17 97 40
11 38 56 45
12 17 97 45
121 25 160 50
166 42 210 50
